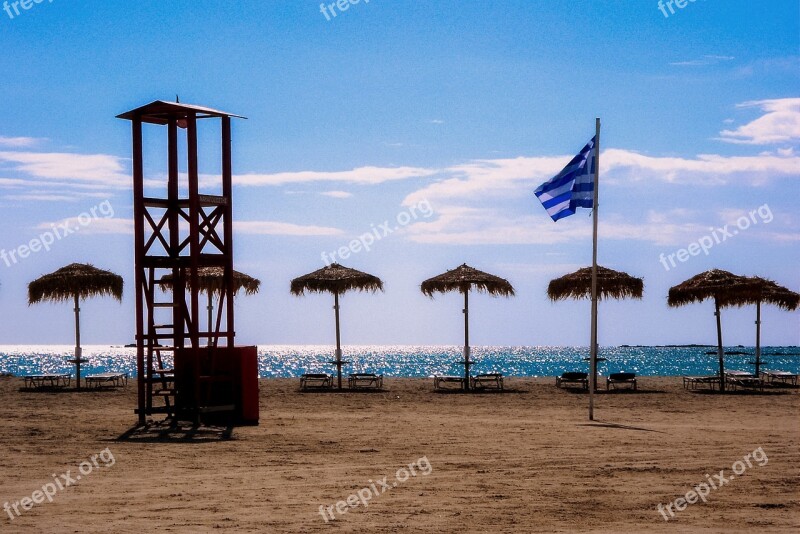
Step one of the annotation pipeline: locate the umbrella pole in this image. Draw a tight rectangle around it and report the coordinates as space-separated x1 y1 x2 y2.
715 298 725 392
74 293 82 390
755 300 761 378
207 292 213 347
334 292 342 390
463 289 470 391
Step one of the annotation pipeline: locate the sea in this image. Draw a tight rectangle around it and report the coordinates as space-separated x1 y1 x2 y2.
1 345 798 378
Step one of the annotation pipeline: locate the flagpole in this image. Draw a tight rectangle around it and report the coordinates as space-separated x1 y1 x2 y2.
589 117 600 421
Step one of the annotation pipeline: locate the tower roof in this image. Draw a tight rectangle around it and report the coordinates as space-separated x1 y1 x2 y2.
117 100 246 124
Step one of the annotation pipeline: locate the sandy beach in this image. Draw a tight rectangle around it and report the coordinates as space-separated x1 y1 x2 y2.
0 376 797 533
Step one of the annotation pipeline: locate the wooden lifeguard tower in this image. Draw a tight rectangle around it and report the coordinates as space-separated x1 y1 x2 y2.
118 101 258 426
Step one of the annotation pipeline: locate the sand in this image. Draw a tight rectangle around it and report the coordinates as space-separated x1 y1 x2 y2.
0 376 797 533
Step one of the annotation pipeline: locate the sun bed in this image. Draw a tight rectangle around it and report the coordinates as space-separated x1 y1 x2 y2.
300 373 333 390
725 371 763 391
682 376 720 390
725 370 755 377
471 372 504 390
23 374 71 390
85 373 128 389
606 372 637 390
556 372 589 390
434 375 465 390
759 370 798 386
348 373 383 390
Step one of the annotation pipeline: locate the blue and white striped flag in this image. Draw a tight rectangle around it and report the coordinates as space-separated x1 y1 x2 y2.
535 136 596 222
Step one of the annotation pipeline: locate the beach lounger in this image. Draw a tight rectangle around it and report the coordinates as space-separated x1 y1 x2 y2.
300 373 333 390
23 374 71 390
682 376 720 390
434 375 465 390
556 372 589 390
348 373 383 390
471 372 504 390
759 370 798 386
85 373 128 389
725 370 755 377
606 372 637 390
725 371 763 391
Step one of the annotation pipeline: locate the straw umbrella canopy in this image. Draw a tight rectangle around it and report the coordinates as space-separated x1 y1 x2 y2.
291 263 383 390
28 263 123 389
420 264 515 390
158 267 261 346
547 266 644 301
668 269 759 392
160 266 261 296
547 266 643 388
719 277 799 376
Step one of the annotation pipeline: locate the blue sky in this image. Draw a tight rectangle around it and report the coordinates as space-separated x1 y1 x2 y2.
0 0 798 347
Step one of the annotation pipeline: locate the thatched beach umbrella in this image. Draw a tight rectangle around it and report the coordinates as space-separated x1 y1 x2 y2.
28 263 123 389
159 267 261 346
668 269 758 392
547 266 644 301
421 264 515 390
720 277 799 377
291 263 383 389
548 266 643 388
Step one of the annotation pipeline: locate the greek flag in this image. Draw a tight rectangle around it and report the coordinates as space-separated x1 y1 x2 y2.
535 136 596 221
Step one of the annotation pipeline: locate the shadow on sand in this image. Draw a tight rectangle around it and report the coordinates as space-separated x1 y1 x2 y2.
577 420 666 433
433 388 525 395
116 420 234 442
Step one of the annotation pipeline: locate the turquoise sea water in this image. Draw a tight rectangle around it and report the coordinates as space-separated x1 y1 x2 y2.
1 345 798 378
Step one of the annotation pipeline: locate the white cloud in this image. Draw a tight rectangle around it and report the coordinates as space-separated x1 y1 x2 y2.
402 206 591 245
762 231 800 242
430 119 445 124
36 217 133 235
0 177 28 188
0 136 45 148
8 194 82 202
602 148 800 186
401 206 710 247
5 190 114 202
403 156 564 206
231 165 436 186
0 151 130 187
718 98 800 145
494 262 583 277
401 149 799 212
319 191 353 199
734 56 800 78
398 140 799 247
670 55 735 67
234 220 344 236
